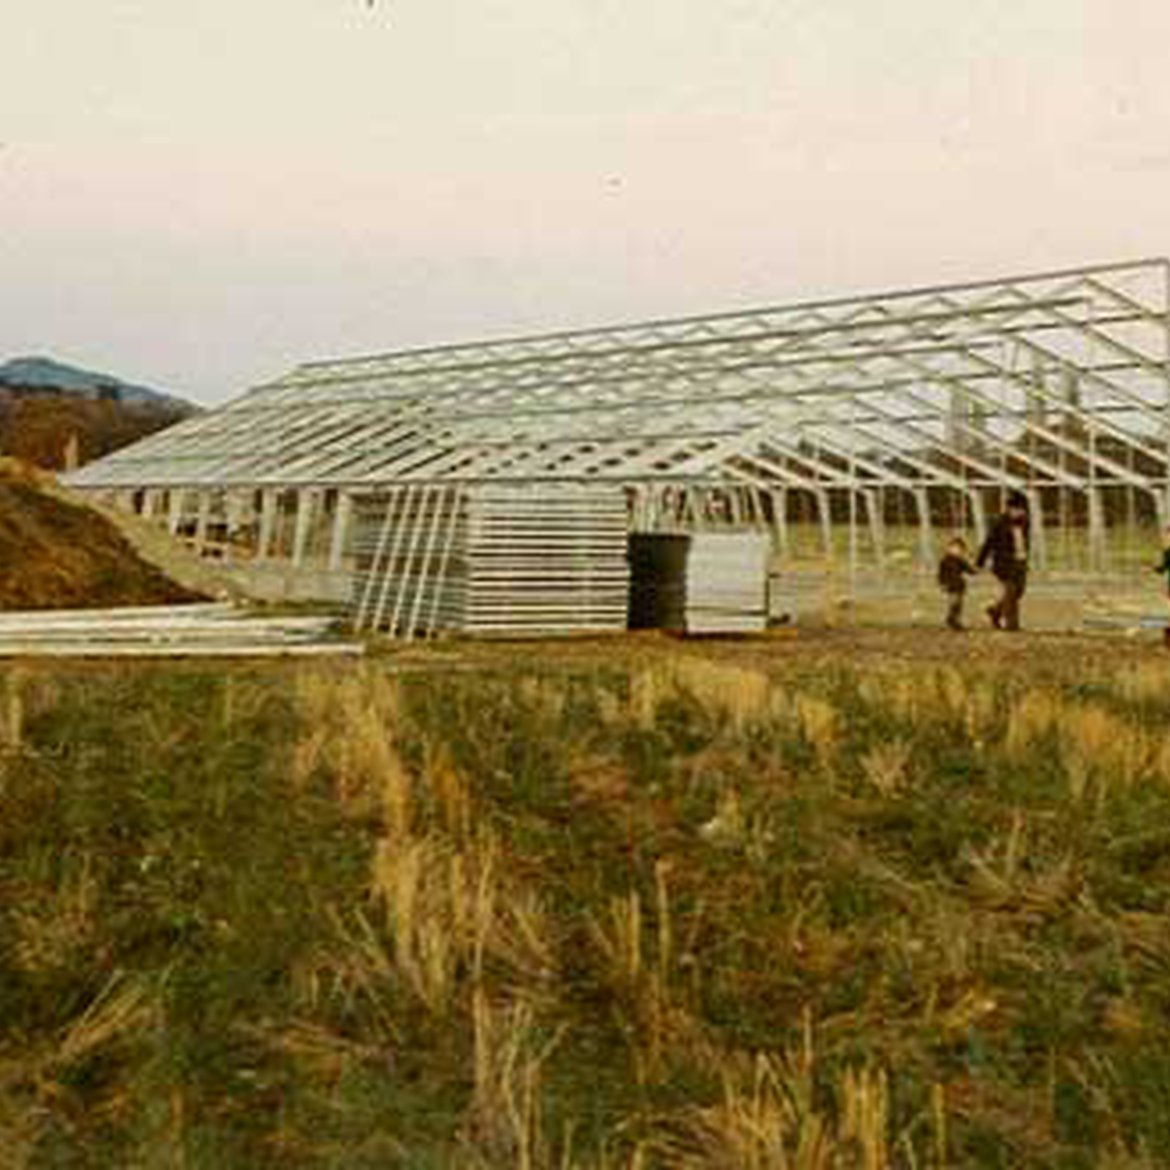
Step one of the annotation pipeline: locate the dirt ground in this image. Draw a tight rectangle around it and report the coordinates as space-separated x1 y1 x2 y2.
350 563 1169 678
365 616 1169 686
0 460 205 610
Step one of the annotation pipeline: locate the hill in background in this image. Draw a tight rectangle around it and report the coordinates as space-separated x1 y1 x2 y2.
0 354 197 471
0 355 192 411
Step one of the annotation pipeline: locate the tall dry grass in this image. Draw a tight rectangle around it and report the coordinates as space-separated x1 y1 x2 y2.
462 989 566 1169
630 658 773 731
649 1025 900 1170
8 640 1170 1164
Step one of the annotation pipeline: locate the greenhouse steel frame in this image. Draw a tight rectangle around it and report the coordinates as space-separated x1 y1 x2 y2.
67 257 1170 599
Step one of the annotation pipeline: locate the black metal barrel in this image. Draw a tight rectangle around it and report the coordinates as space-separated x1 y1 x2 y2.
627 534 690 630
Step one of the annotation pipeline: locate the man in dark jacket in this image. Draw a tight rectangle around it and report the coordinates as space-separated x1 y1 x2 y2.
977 491 1030 631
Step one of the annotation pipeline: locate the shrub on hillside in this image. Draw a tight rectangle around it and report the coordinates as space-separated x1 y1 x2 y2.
0 389 189 470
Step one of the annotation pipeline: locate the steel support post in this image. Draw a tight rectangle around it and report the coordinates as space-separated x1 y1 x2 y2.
770 488 789 557
257 489 278 562
1024 489 1047 574
167 490 184 536
969 492 988 549
865 488 885 570
222 491 245 563
328 491 353 571
848 486 859 598
629 486 649 532
292 489 316 568
817 489 833 559
1088 487 1107 574
914 488 934 572
194 492 212 554
729 488 745 527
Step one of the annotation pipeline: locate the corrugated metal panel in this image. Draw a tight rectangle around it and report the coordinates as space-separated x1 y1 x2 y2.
685 533 769 633
463 488 628 636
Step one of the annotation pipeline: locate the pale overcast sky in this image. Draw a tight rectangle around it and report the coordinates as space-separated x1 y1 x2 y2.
2 1 1169 403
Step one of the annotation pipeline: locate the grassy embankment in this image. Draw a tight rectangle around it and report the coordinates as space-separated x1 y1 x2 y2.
3 639 1170 1166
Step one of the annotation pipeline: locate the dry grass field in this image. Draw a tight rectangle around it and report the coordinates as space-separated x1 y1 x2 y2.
3 626 1170 1166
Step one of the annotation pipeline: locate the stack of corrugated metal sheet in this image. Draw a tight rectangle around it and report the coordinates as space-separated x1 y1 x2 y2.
462 488 629 636
352 486 629 638
685 533 769 634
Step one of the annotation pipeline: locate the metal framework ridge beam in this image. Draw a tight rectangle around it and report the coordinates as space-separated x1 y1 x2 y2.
64 258 1170 500
284 257 1169 377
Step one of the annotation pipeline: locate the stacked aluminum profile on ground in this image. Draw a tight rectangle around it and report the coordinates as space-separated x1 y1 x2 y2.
684 533 770 634
352 486 630 638
0 604 363 657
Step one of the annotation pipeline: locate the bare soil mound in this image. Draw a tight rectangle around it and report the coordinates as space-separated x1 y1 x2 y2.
0 462 205 609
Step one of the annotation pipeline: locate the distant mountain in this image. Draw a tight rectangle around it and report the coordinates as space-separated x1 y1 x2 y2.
0 356 196 413
0 356 197 472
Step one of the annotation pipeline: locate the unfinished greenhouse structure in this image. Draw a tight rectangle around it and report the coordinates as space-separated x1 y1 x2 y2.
66 257 1170 636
